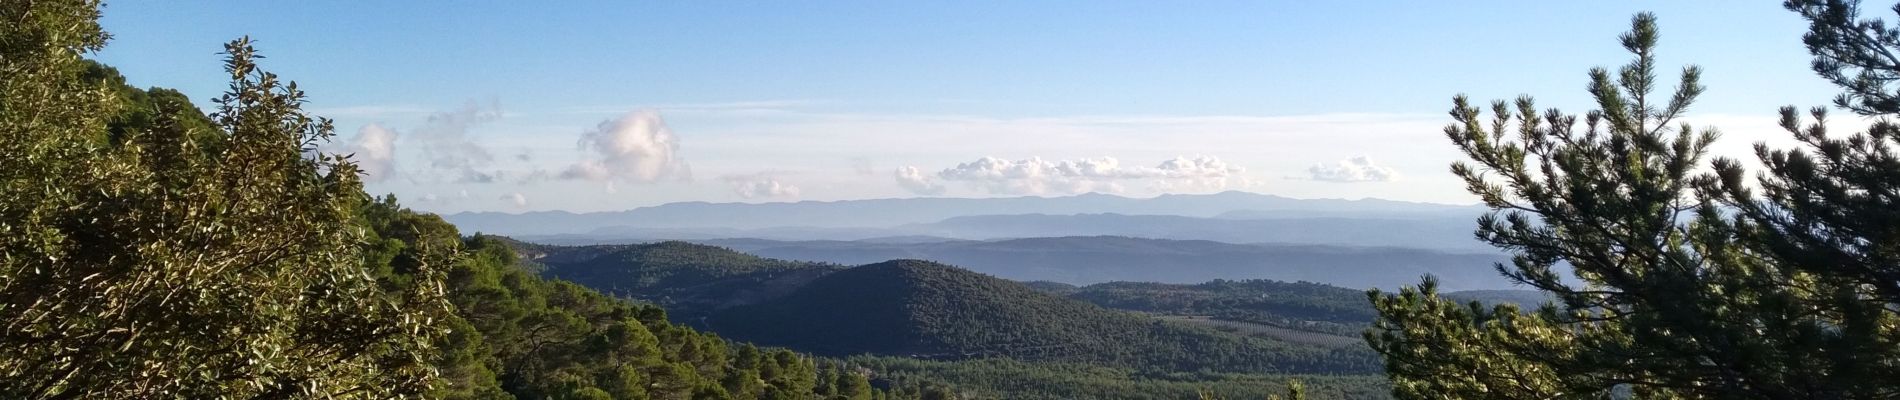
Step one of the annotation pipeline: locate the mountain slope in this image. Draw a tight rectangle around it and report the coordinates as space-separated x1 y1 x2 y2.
363 204 923 399
911 213 1487 251
1063 279 1380 339
1069 280 1376 324
707 260 1379 374
525 241 842 314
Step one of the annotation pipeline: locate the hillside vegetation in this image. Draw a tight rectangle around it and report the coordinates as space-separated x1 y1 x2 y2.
1064 280 1378 337
369 195 949 399
525 241 842 315
708 260 1379 374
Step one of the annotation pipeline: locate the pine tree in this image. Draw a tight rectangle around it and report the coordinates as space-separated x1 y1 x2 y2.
1366 11 1900 399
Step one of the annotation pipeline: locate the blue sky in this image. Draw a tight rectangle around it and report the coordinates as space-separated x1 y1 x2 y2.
95 1 1846 212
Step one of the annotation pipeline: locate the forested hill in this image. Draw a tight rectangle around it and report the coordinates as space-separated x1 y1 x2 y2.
366 200 945 398
1055 280 1545 338
513 240 844 315
705 260 1380 374
1064 280 1378 333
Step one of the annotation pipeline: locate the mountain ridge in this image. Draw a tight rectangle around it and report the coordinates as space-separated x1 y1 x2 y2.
697 235 1512 290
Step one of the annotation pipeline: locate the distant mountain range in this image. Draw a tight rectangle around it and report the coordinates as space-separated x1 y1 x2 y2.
695 236 1512 290
445 191 1485 238
528 212 1492 252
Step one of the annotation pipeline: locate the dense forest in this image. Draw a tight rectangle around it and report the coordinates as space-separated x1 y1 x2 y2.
1063 280 1377 336
522 240 844 317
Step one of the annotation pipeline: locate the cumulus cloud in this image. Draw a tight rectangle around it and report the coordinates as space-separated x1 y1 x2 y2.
894 166 946 195
561 111 689 183
722 174 802 199
501 192 528 208
905 155 1246 195
342 124 399 182
1307 156 1399 182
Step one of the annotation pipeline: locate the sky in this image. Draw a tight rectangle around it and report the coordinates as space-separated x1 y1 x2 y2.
92 1 1855 212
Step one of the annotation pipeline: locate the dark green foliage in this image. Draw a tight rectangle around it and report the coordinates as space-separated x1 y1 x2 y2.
1019 281 1080 294
709 260 1378 374
0 1 449 395
1068 280 1375 336
1438 290 1553 310
1367 11 1900 399
853 357 1383 400
82 61 220 147
528 240 843 316
1789 0 1900 115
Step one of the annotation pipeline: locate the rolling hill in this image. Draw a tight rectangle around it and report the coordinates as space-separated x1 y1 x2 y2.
704 260 1380 374
1064 280 1378 335
516 240 842 314
504 238 1426 397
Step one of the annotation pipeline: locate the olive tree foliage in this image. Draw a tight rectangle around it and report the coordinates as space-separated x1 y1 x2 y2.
0 0 451 398
1366 13 1900 400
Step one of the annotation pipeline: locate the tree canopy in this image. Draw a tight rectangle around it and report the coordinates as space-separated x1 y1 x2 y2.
0 0 448 397
1367 8 1900 399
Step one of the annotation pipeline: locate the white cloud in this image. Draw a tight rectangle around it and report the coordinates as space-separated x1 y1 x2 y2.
922 155 1245 195
1151 155 1243 178
723 174 802 199
1308 156 1399 182
408 101 503 183
894 166 946 195
343 124 398 182
561 111 689 183
501 192 528 208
